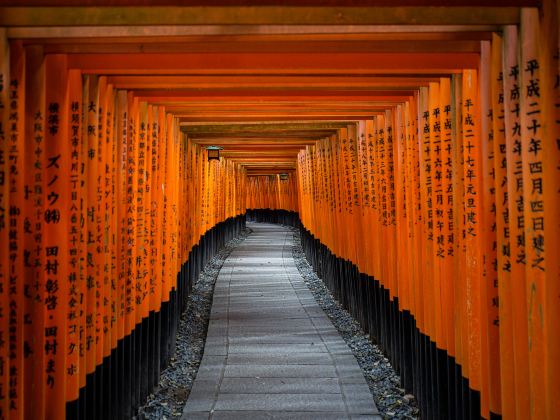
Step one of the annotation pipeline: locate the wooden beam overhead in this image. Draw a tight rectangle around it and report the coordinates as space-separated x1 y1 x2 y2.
0 7 521 27
236 161 297 165
190 130 335 138
36 39 482 54
165 101 411 109
246 172 295 176
174 112 390 120
174 111 385 117
107 75 435 89
221 147 304 151
221 152 301 157
0 1 537 7
20 31 494 44
194 139 314 144
182 122 351 134
6 25 503 39
190 138 320 145
223 152 302 157
66 52 479 73
135 91 419 101
151 101 413 109
179 115 377 122
236 160 297 164
170 105 397 111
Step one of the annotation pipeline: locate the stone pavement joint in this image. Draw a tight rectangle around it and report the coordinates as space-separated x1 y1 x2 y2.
182 223 380 420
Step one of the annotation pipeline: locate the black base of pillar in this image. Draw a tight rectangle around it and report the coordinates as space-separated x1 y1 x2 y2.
246 209 299 227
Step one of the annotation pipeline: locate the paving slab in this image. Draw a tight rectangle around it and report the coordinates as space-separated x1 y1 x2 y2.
182 223 378 419
218 377 342 394
223 364 339 378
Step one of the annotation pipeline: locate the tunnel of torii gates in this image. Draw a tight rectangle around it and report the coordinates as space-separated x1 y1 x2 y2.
0 1 559 419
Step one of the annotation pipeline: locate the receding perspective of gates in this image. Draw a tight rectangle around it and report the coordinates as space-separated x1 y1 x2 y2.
0 1 559 420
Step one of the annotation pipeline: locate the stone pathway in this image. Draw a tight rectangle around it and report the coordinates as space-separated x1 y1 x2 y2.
182 223 380 419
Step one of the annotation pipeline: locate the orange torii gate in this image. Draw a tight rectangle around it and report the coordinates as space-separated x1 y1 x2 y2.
0 42 248 419
296 8 559 420
0 2 559 420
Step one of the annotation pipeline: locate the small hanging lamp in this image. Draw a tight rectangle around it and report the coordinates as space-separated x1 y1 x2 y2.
206 145 223 161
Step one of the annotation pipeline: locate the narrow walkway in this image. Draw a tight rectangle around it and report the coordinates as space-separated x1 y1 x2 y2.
182 223 380 419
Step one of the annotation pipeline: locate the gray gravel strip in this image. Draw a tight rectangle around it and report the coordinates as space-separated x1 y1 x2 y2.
291 228 420 420
136 229 250 420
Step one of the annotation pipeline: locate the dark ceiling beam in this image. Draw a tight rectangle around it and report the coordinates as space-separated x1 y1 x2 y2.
179 115 376 122
5 25 504 39
189 131 336 138
21 31 494 45
134 91 419 102
182 122 352 134
153 102 411 110
0 7 521 27
107 75 437 89
0 1 537 7
190 137 320 144
36 40 482 54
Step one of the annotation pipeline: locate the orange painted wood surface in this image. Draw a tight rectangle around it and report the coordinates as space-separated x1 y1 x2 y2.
1 4 559 419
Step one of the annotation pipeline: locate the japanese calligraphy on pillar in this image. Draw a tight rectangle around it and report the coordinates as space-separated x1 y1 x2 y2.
520 9 546 418
541 3 560 416
137 102 148 316
419 87 435 338
384 111 397 295
480 40 500 418
102 85 116 357
66 69 82 403
149 106 160 311
160 113 171 303
332 136 343 217
0 29 10 419
114 91 126 338
430 83 445 259
43 54 69 420
22 45 46 419
428 82 445 346
463 68 483 394
84 75 99 375
385 113 396 228
521 24 545 274
8 40 25 418
491 32 516 420
421 87 433 241
94 77 107 366
395 105 409 308
340 130 352 216
348 125 361 211
463 77 480 239
125 94 138 326
377 116 387 226
502 25 531 420
440 80 455 259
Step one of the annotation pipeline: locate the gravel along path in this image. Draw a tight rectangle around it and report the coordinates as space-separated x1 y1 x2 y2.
136 229 250 420
291 228 420 420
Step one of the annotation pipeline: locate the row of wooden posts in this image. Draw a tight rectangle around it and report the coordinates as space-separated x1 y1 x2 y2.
296 9 559 420
0 40 249 418
0 5 559 420
246 174 299 213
